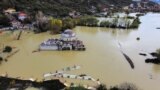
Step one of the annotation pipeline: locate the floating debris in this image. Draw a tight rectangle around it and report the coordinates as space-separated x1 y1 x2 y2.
139 53 147 56
43 65 99 84
122 52 134 69
117 41 135 69
136 37 140 40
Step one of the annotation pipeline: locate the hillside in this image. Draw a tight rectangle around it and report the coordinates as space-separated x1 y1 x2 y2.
0 0 132 16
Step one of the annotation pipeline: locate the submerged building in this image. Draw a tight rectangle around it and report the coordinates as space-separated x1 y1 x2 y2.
39 30 85 51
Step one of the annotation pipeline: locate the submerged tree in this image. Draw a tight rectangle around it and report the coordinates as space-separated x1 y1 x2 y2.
156 49 160 58
0 57 3 63
130 17 141 29
62 17 76 30
49 17 62 34
100 21 111 27
3 46 12 53
119 83 138 90
66 85 87 90
34 11 49 33
78 16 99 26
96 84 107 90
111 17 118 28
0 14 11 27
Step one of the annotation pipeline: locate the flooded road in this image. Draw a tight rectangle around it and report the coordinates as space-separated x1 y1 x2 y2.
1 13 160 90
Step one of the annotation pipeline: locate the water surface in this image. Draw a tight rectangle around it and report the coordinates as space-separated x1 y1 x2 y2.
0 13 160 90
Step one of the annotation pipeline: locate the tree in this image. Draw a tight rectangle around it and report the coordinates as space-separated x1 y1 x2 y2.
119 83 138 90
130 17 141 29
62 17 76 30
96 84 107 90
111 17 118 28
78 16 99 26
3 46 12 53
156 49 160 59
125 10 130 17
0 14 11 27
66 85 87 90
0 57 3 62
49 17 62 34
100 21 111 27
34 11 49 33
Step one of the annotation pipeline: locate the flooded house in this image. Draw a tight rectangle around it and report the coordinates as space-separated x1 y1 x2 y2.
39 29 86 51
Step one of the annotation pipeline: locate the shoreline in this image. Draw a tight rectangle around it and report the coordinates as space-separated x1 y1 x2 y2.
0 76 66 90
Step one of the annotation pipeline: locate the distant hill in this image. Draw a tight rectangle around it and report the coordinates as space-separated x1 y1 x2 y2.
0 0 132 16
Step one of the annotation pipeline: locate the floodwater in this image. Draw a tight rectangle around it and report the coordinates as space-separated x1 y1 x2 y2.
1 13 160 90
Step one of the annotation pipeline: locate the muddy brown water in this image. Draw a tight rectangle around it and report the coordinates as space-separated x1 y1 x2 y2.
1 13 160 90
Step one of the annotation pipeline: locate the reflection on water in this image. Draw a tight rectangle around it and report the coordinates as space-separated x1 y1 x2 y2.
1 13 160 90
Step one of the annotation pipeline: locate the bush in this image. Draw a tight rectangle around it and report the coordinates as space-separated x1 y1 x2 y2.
0 57 3 61
3 46 12 53
156 49 160 59
67 85 87 90
110 86 119 90
100 21 111 27
22 18 32 24
34 11 50 33
145 49 160 64
119 83 138 90
78 16 99 27
127 16 135 19
96 84 107 90
130 18 141 29
49 17 63 34
62 18 76 30
136 13 144 17
0 14 11 27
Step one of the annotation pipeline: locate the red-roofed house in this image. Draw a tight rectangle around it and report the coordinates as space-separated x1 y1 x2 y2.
18 12 27 21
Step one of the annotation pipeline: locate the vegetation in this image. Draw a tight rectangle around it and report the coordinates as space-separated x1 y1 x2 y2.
118 83 138 90
78 16 99 27
34 11 50 33
3 46 12 53
100 21 111 27
156 49 160 58
136 13 145 17
127 16 135 19
21 17 32 25
34 11 77 33
130 17 141 29
96 84 107 90
0 77 66 90
65 83 138 90
0 57 3 62
0 13 11 27
30 13 141 33
49 17 62 34
66 85 87 90
111 18 118 28
0 0 132 16
62 18 77 30
145 49 160 64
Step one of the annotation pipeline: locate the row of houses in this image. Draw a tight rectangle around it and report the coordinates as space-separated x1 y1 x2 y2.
4 8 27 21
123 1 160 12
0 8 33 31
